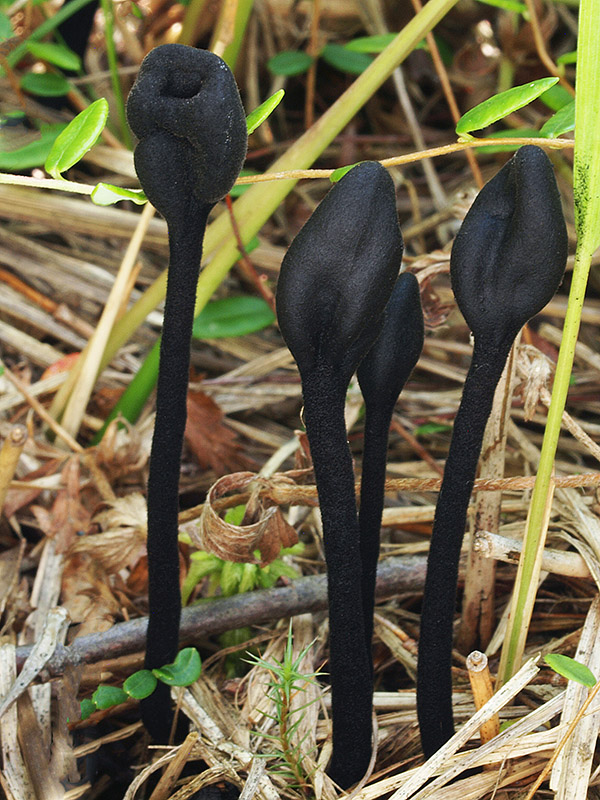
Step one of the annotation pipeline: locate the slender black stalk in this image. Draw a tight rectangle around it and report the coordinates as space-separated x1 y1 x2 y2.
357 274 423 655
416 339 510 757
302 371 373 787
276 161 403 788
141 208 209 740
126 43 247 741
416 145 568 758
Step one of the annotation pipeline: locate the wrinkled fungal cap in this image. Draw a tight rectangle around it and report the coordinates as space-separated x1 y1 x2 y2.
358 272 424 412
450 145 567 349
126 44 247 222
276 161 403 384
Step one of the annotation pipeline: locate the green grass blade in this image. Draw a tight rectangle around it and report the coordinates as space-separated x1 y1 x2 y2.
497 0 600 686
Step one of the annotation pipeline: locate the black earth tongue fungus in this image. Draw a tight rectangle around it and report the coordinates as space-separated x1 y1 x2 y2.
357 272 424 661
417 144 568 759
125 43 247 743
276 161 403 789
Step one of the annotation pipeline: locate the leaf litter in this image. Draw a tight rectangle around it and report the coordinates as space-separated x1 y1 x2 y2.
0 1 599 798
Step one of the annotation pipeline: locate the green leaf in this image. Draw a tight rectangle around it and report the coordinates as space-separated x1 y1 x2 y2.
0 123 65 170
27 41 81 71
455 77 559 136
220 560 244 597
557 50 577 66
45 98 108 178
475 0 528 13
230 169 260 198
153 647 202 686
92 685 129 709
238 563 259 593
192 296 275 340
0 10 13 39
246 89 284 135
20 71 71 97
80 698 97 720
91 183 148 205
544 654 596 687
321 43 373 75
573 0 600 252
267 51 313 77
330 162 363 182
224 504 247 525
123 670 157 699
477 127 539 153
413 422 452 436
345 34 397 53
540 99 575 138
539 83 573 111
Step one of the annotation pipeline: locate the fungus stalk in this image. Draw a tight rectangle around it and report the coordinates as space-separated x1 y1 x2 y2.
126 43 247 741
417 145 568 758
277 161 402 788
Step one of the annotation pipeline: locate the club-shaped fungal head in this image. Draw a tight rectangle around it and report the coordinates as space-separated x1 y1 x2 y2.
126 44 248 225
450 145 567 351
276 162 403 389
357 271 424 414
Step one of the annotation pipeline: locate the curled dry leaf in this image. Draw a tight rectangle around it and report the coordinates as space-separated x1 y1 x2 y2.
193 472 297 566
94 417 152 480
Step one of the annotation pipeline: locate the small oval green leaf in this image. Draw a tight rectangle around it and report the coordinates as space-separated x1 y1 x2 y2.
267 51 313 77
455 77 559 135
321 43 373 75
80 698 97 720
539 84 573 111
475 0 528 14
123 669 157 699
27 41 81 71
557 50 577 66
0 11 13 40
246 89 284 135
344 34 397 53
540 99 575 138
91 182 148 205
153 647 202 686
92 685 129 709
477 128 539 154
230 169 260 198
20 72 71 97
192 296 275 340
0 123 66 171
330 162 363 183
545 654 596 688
45 98 109 178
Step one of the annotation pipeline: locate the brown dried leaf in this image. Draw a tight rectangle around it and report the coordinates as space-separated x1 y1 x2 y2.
30 457 91 553
61 554 120 636
192 472 297 565
185 391 257 476
69 493 147 574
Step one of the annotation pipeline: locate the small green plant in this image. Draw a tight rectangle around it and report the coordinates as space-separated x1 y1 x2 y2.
245 623 322 793
80 646 202 720
544 654 597 688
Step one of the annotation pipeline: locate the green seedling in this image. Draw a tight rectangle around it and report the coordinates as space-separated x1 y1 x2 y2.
245 623 323 792
545 654 597 688
80 647 202 720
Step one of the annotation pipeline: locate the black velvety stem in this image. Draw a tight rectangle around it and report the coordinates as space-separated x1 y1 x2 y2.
359 408 393 662
302 368 373 789
141 202 210 742
417 339 511 758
